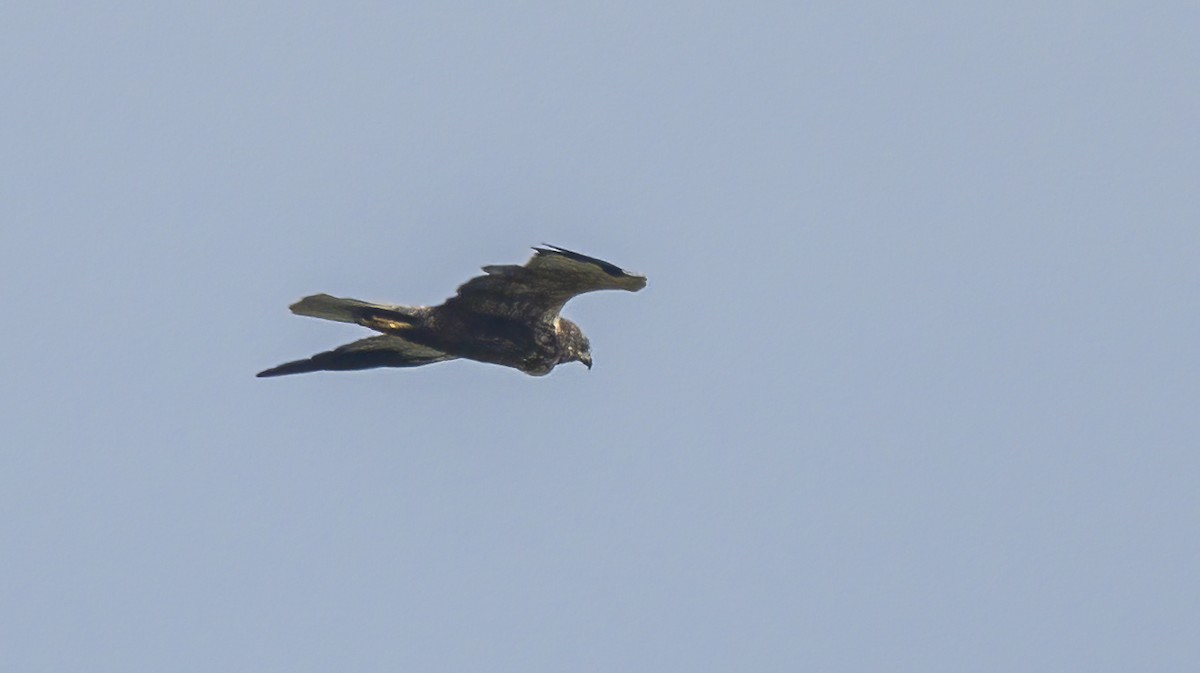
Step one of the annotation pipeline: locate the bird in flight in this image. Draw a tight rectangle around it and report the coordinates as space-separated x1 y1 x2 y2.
257 245 646 377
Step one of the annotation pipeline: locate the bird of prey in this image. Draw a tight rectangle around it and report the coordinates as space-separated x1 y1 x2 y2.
257 245 646 378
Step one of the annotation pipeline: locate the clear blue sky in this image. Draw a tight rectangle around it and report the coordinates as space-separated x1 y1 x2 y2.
3 3 1197 671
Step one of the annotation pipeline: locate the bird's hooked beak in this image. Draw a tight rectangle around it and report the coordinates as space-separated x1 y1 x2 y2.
581 353 593 370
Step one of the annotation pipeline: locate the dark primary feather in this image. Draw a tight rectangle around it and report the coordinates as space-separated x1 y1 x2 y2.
532 244 630 278
256 335 453 377
442 244 646 322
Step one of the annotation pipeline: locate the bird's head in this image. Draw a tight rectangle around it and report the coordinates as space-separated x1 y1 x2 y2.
557 319 593 370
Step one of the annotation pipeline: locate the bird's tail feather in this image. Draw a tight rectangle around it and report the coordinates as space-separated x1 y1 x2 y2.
289 294 421 325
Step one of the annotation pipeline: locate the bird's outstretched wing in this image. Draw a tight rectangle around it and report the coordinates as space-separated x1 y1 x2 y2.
256 335 454 377
441 245 646 322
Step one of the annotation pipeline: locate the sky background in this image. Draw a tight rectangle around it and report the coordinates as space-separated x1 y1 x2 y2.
3 2 1198 671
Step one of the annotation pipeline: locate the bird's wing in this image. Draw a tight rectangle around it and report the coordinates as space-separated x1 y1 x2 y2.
440 245 646 322
256 335 454 377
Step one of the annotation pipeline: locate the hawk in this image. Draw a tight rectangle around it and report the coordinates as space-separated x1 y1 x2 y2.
257 245 646 377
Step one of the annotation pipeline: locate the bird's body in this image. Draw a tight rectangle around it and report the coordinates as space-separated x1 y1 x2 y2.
257 245 645 377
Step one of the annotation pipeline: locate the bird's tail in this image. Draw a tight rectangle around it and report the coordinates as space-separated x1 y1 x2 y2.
290 293 412 323
289 294 423 327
